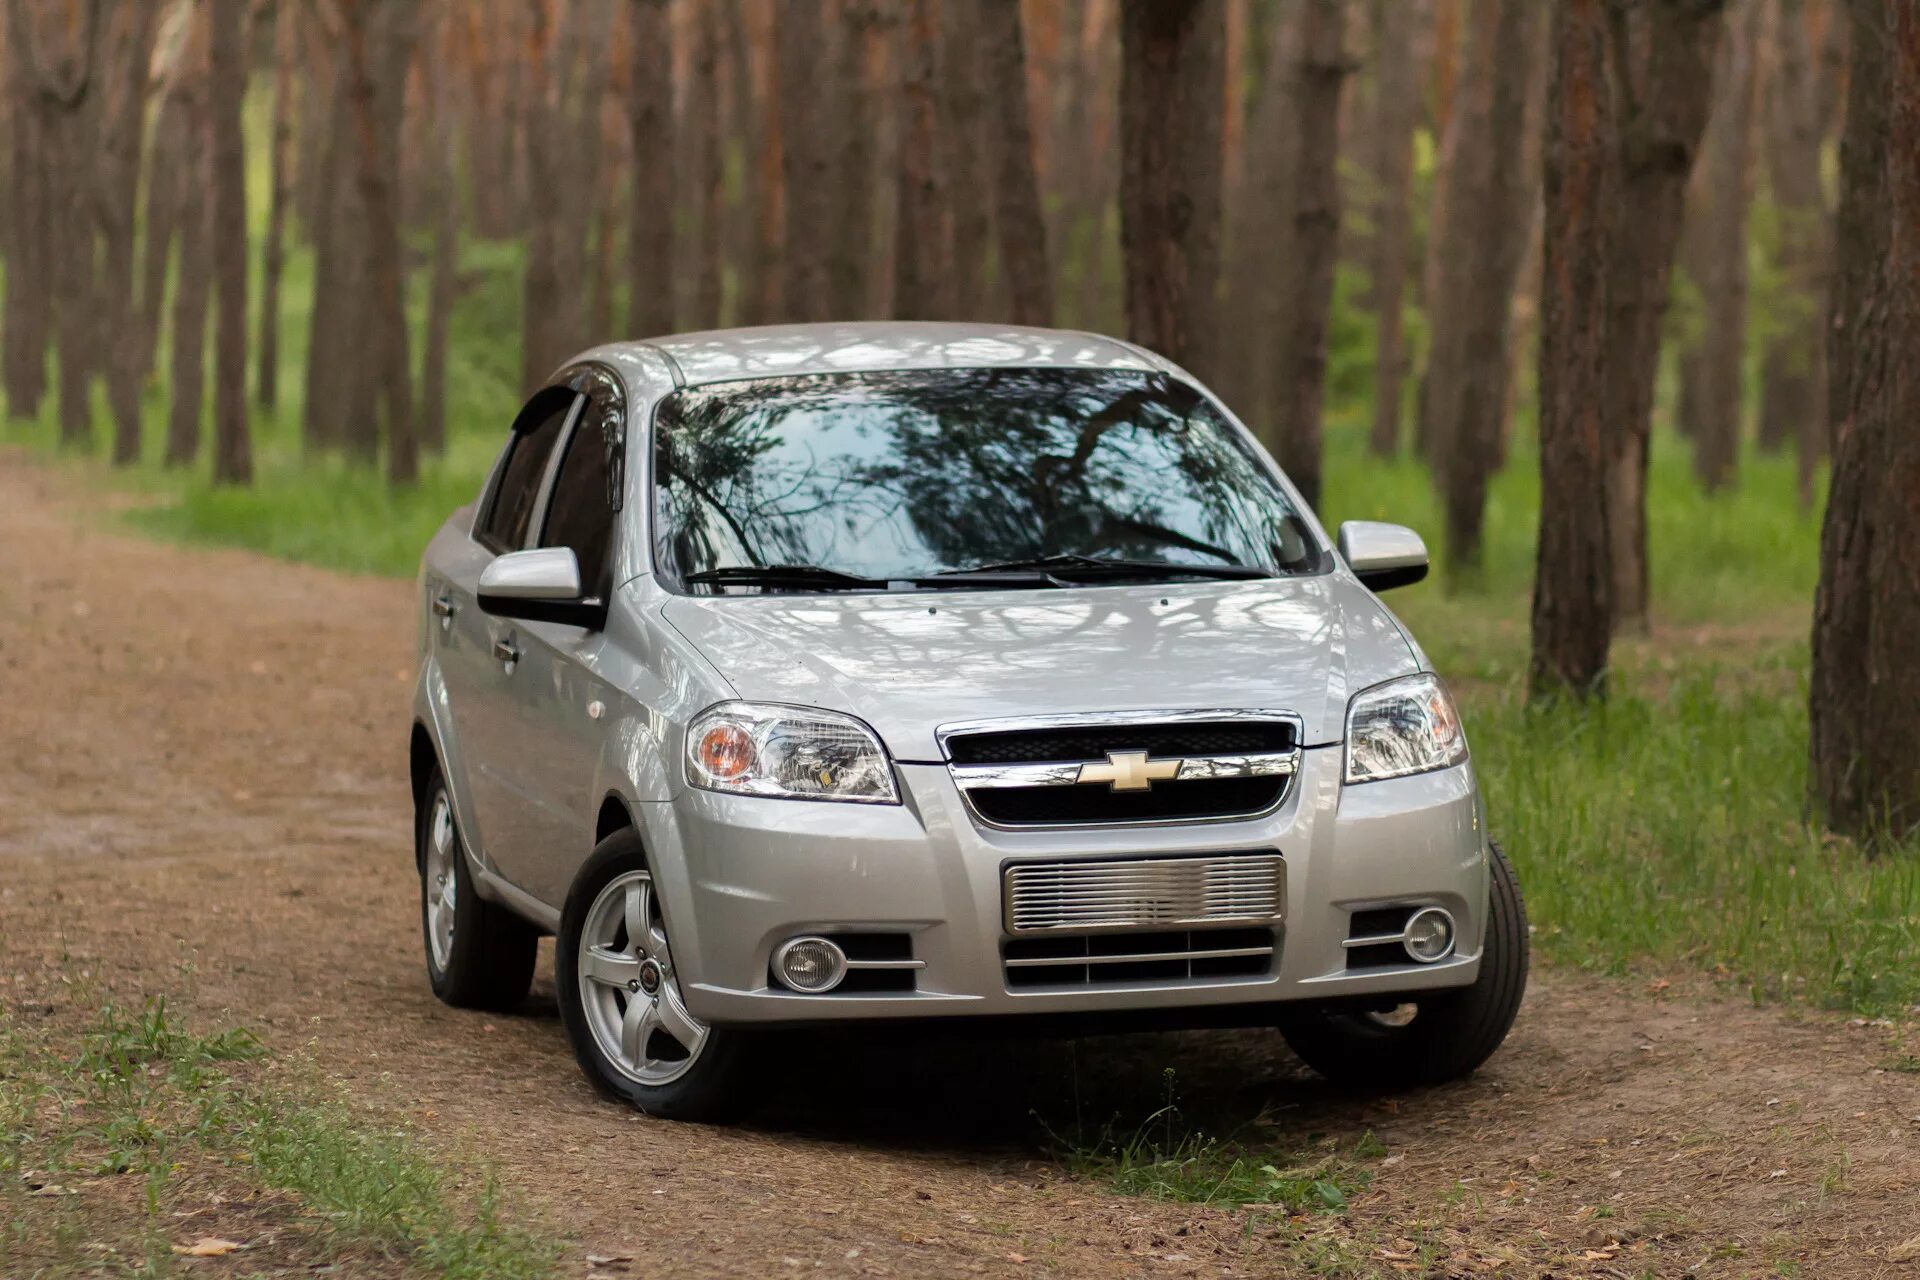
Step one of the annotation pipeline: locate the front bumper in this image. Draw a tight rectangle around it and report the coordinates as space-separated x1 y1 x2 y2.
637 746 1490 1026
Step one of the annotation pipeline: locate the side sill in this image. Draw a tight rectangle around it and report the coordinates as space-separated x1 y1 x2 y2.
472 865 562 934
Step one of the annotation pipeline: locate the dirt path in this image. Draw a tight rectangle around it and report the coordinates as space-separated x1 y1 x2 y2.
2 454 1915 1279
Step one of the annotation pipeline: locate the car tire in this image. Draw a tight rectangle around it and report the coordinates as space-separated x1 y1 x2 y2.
1276 840 1529 1089
555 829 751 1122
417 769 538 1012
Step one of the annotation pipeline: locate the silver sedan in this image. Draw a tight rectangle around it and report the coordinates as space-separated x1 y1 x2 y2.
409 322 1527 1121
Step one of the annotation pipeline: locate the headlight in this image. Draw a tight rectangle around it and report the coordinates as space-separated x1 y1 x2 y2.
1344 673 1467 784
685 701 899 804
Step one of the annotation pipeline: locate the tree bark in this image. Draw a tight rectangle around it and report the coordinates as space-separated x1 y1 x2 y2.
1428 0 1542 580
777 0 836 321
90 3 158 465
208 0 251 486
1 14 52 422
420 5 458 455
1760 0 1834 509
1366 0 1422 458
1677 0 1759 492
1269 0 1347 511
1530 0 1617 702
166 8 212 469
940 0 996 318
1810 0 1920 839
1601 0 1727 633
258 0 296 413
628 0 673 335
980 0 1051 326
893 0 955 320
1118 0 1226 378
681 0 723 331
826 1 878 320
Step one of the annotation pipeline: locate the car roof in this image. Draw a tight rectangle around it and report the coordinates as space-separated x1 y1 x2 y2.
577 321 1171 389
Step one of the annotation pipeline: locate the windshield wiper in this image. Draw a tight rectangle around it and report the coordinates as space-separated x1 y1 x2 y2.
682 564 1063 592
683 564 886 591
937 553 1272 582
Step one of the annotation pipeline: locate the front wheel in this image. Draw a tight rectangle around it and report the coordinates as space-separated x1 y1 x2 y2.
1276 841 1529 1089
556 830 751 1122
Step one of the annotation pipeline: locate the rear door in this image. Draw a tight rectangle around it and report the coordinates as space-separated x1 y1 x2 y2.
487 369 629 906
440 387 583 881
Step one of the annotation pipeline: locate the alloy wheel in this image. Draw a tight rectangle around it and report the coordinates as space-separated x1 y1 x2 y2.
577 869 709 1086
424 792 458 971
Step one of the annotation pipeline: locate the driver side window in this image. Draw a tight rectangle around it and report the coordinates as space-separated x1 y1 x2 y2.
540 394 619 598
476 393 574 554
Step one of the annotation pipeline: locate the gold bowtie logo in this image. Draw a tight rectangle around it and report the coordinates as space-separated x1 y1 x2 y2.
1076 750 1182 792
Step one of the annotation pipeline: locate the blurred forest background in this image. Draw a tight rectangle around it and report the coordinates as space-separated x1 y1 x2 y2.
1 1 1916 1008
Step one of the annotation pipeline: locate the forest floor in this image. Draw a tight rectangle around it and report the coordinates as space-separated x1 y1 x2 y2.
2 452 1916 1279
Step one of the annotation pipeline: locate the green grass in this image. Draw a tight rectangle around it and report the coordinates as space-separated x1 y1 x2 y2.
0 998 559 1278
1042 1072 1377 1214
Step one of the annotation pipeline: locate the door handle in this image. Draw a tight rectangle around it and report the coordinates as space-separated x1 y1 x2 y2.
492 637 520 666
432 593 457 619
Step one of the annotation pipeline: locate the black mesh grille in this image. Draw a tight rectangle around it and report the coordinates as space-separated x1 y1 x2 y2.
1004 926 1274 988
969 775 1287 826
946 720 1296 766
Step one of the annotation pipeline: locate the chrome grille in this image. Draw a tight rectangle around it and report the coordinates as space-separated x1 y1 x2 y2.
1002 853 1284 934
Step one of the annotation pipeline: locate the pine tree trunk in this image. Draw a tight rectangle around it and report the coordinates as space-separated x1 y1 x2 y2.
340 0 420 484
1428 0 1541 580
941 0 996 318
208 0 251 486
420 9 458 456
165 12 212 469
1530 0 1616 702
825 1 877 320
778 0 836 321
980 0 1050 326
1760 0 1832 512
682 0 723 331
1 19 52 422
1678 0 1759 493
628 0 673 336
893 0 954 321
1810 0 1920 838
522 0 566 391
1269 0 1346 511
1118 0 1226 378
89 4 156 464
258 0 296 413
1601 0 1727 632
1366 0 1421 458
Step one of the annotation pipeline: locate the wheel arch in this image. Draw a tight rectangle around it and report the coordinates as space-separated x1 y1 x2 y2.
596 791 638 845
409 720 441 812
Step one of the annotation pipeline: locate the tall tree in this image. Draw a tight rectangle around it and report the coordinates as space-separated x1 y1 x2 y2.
1600 0 1726 631
208 0 251 486
941 0 997 318
1678 0 1761 492
894 0 955 320
1427 0 1542 578
94 3 159 465
1810 0 1920 839
777 0 836 321
165 6 213 468
826 1 880 320
628 0 673 335
1117 0 1225 377
419 3 459 455
258 0 296 412
1 8 52 421
981 0 1052 326
1366 0 1422 457
679 0 723 330
1760 0 1836 507
1268 0 1347 510
1530 0 1617 701
338 0 421 483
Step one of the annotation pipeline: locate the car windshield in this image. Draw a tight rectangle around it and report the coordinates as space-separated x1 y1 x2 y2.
651 367 1327 591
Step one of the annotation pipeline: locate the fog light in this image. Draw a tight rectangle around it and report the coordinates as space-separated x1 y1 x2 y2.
1403 907 1455 963
774 936 847 993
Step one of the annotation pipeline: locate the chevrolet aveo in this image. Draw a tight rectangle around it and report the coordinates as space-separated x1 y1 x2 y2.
410 322 1527 1122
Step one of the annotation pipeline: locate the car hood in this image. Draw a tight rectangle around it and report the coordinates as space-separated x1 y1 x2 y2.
661 576 1419 761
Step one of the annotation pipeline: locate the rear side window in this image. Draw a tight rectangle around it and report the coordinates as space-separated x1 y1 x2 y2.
540 406 616 596
477 396 573 553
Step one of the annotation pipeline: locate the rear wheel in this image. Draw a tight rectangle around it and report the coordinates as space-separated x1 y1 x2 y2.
1276 841 1528 1088
417 770 537 1011
556 831 751 1122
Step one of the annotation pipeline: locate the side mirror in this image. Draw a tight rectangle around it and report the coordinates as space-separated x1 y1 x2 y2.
477 547 607 629
1337 521 1429 592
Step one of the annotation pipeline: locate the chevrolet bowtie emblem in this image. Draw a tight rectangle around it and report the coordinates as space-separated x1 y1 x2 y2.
1076 750 1182 791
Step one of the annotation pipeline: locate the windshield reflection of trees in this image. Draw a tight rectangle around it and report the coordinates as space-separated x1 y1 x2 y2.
654 368 1322 582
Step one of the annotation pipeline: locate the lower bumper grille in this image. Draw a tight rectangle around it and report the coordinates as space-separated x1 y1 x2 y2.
1004 926 1276 987
1003 852 1284 934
